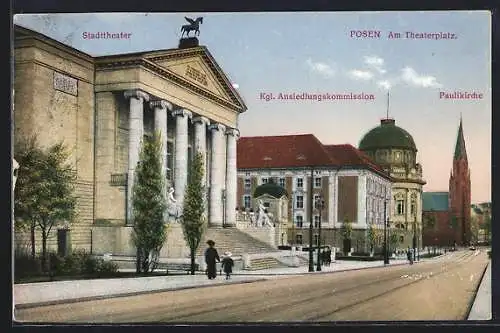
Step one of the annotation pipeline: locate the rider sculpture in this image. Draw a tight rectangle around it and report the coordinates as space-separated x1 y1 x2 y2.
181 17 203 38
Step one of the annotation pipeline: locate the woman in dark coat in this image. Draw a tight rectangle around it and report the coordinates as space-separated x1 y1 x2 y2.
205 240 220 279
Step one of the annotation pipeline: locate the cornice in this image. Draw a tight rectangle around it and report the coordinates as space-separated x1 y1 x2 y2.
95 52 245 113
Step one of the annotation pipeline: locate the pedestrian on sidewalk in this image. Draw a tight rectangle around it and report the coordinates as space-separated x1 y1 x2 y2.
221 251 234 280
205 240 220 280
407 246 414 265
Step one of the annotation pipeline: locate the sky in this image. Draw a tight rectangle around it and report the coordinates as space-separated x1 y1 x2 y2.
13 11 491 204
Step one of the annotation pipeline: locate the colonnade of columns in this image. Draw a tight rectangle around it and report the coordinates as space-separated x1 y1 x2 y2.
124 89 239 227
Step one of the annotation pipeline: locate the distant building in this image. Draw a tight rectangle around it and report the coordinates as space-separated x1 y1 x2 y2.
358 118 426 250
422 117 472 247
236 134 392 252
471 202 491 244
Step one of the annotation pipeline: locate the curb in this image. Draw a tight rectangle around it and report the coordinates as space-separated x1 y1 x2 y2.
14 278 266 310
466 261 490 320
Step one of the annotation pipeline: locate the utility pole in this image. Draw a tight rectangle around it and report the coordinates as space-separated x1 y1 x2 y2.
308 167 314 272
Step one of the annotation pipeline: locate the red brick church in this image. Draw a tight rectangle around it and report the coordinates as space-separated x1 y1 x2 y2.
422 117 471 247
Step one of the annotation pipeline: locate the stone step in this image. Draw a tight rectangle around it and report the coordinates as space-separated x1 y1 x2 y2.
247 257 286 271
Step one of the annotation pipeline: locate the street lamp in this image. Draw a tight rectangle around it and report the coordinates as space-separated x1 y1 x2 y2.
308 167 314 272
383 199 390 265
316 195 325 271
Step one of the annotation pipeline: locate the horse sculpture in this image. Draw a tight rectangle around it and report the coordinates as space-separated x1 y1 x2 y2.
181 17 203 38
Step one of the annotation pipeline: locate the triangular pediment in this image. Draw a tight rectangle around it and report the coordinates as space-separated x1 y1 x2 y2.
143 47 246 112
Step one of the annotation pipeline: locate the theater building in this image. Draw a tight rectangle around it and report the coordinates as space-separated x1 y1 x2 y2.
236 134 393 252
13 25 247 256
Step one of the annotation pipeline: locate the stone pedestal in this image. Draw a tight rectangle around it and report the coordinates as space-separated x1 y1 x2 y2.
179 37 199 49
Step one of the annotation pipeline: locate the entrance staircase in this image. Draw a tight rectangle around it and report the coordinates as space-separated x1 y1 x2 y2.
246 257 288 271
196 227 277 257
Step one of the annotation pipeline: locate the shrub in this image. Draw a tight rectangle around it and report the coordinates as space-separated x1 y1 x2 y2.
14 253 43 279
98 261 119 276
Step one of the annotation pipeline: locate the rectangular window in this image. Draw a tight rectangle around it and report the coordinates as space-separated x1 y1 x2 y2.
295 215 303 228
279 177 286 188
314 234 319 246
296 195 304 209
314 177 322 188
296 178 303 189
314 194 320 209
166 141 174 181
244 178 251 189
243 195 251 209
411 202 416 215
296 234 303 245
314 215 320 227
396 200 405 215
262 177 269 184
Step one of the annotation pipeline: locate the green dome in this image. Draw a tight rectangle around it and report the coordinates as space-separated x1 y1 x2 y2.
254 180 288 198
359 118 417 151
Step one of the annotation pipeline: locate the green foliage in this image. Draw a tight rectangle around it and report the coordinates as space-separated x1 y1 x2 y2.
389 232 399 247
181 151 206 275
131 133 167 274
15 250 118 281
367 224 378 250
425 215 437 229
341 216 353 240
14 137 78 270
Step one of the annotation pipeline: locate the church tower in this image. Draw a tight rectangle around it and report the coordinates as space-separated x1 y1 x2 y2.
449 116 472 245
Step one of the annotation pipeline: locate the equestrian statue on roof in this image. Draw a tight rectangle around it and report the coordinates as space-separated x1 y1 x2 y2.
181 17 203 38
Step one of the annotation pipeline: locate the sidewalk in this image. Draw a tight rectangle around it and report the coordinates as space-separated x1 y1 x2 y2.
467 261 491 320
13 255 441 309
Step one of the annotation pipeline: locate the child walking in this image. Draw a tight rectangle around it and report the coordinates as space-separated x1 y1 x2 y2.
221 251 234 280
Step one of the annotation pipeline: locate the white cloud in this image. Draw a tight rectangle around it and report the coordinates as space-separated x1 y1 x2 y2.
348 69 374 80
364 56 387 74
401 67 442 88
306 58 336 78
377 80 392 90
232 83 239 89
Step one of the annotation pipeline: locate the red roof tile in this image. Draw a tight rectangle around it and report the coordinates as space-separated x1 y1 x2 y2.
237 134 335 169
323 144 388 177
237 135 390 180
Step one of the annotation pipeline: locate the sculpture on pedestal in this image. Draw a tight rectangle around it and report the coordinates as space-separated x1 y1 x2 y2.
166 187 182 223
181 17 203 38
256 199 273 228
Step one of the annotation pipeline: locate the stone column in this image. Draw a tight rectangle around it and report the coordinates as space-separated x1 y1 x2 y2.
225 128 240 227
172 109 192 207
193 116 210 217
150 100 172 205
209 123 226 227
124 89 149 224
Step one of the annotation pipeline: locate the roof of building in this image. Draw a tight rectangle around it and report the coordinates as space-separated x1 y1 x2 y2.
423 192 449 211
454 117 468 161
254 180 288 198
323 144 388 177
237 134 391 180
358 118 417 152
237 134 334 169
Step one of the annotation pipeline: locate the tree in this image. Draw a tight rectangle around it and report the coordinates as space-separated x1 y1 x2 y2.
341 216 352 240
470 215 480 244
482 214 491 243
181 151 206 275
367 224 377 253
425 214 437 230
14 137 77 270
131 133 167 274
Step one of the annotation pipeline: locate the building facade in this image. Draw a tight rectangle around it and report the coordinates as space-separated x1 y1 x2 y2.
358 118 426 249
422 118 472 247
236 134 392 251
13 25 247 255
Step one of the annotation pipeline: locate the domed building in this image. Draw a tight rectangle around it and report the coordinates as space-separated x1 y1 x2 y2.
359 118 426 250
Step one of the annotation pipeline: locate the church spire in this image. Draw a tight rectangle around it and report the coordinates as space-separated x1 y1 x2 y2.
453 116 467 161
